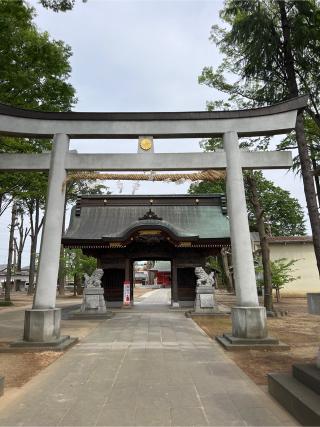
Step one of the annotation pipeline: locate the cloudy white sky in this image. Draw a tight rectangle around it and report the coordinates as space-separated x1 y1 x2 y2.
0 0 309 265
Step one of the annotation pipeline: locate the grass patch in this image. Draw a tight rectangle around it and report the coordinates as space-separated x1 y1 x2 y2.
0 300 13 306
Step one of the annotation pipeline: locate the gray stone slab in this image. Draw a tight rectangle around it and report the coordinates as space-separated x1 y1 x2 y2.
96 403 136 426
171 407 208 426
134 406 171 426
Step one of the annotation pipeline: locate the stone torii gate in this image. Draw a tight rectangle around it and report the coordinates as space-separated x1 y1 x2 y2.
0 95 308 348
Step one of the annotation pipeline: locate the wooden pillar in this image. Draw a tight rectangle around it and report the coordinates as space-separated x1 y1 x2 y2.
171 259 179 306
125 258 130 281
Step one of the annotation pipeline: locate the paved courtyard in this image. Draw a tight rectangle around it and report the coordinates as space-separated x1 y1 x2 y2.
0 297 298 426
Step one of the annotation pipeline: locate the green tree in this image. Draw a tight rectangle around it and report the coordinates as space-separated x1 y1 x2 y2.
256 257 299 302
62 249 97 296
199 0 320 276
0 0 76 109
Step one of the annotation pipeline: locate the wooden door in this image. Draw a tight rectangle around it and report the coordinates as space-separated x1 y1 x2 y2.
177 268 197 301
102 268 125 302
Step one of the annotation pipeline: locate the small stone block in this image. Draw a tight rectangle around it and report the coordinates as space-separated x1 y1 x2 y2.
0 376 4 396
307 293 320 315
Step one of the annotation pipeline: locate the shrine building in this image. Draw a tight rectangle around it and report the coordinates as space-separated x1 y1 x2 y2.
62 194 230 307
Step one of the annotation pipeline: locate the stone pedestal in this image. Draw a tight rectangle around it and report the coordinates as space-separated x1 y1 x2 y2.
232 306 267 339
216 307 290 350
10 308 77 350
194 286 219 314
81 288 107 314
23 308 61 342
307 293 320 315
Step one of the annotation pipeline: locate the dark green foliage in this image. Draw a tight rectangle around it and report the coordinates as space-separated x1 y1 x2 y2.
245 172 306 236
189 172 306 236
39 0 76 12
0 0 76 110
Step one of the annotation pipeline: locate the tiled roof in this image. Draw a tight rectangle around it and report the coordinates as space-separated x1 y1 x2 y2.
63 195 230 242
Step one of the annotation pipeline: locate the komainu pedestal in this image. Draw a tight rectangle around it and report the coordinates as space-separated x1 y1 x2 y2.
194 286 220 313
81 287 107 314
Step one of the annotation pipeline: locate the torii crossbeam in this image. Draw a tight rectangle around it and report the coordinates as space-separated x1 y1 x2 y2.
0 95 308 348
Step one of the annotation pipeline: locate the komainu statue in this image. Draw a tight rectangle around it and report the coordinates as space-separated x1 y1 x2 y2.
194 267 215 288
84 269 104 288
194 266 219 313
80 268 107 315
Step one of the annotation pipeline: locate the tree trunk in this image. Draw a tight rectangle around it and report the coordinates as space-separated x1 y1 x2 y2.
278 0 320 276
5 203 17 302
246 173 273 311
28 236 37 295
74 273 82 296
57 245 65 295
310 144 320 209
220 247 233 292
27 200 42 295
14 211 29 291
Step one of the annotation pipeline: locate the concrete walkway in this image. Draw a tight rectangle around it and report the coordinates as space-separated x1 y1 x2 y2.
135 288 171 306
0 310 298 426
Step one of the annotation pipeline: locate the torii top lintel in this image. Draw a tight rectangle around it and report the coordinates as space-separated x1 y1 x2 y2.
0 95 308 139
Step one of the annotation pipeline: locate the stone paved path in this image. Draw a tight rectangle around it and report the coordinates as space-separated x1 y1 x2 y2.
0 311 298 426
135 288 171 305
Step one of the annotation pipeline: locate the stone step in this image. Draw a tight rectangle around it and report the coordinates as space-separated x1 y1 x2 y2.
293 364 320 395
268 372 320 426
223 333 279 345
9 336 78 352
215 335 289 351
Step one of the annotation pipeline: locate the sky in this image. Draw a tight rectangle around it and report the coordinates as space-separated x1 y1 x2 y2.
0 0 310 266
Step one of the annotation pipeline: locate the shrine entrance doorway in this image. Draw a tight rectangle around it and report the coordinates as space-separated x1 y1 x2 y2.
132 259 172 307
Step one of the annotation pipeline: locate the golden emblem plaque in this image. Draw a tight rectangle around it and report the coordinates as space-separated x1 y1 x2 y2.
139 137 152 151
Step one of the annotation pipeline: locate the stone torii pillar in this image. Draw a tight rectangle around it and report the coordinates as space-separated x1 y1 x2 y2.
23 134 70 346
224 131 266 341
